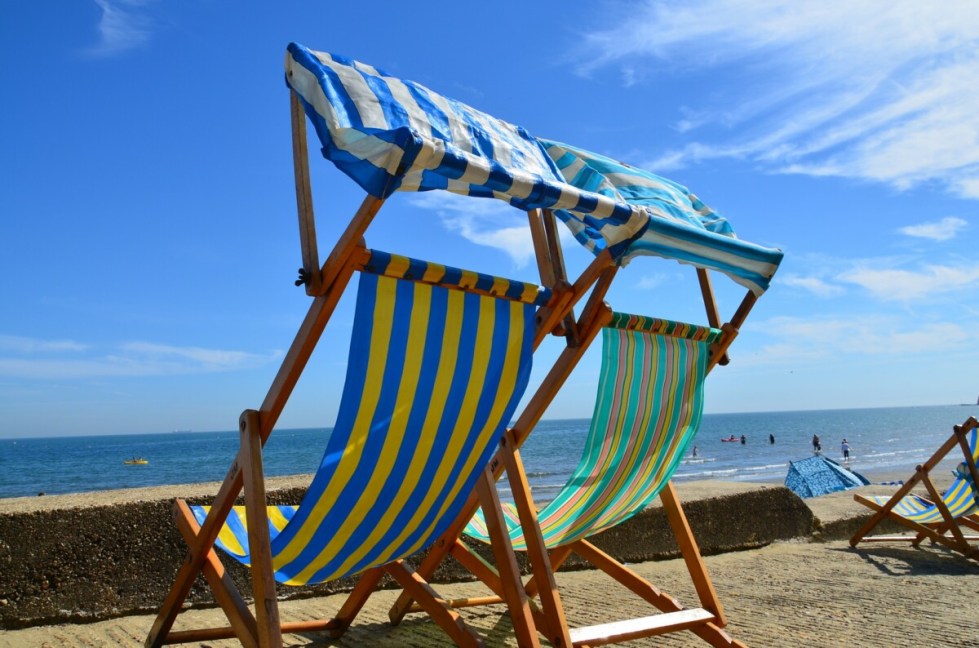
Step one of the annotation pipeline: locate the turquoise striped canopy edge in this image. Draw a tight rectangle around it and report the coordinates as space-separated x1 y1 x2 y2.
543 141 783 295
285 43 782 293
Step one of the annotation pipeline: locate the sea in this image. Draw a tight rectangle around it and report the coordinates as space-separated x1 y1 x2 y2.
1 404 976 501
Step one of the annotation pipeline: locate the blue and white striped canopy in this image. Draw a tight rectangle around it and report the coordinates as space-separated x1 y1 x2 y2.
285 43 782 294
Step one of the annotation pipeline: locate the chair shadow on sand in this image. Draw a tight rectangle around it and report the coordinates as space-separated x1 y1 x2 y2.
841 545 978 578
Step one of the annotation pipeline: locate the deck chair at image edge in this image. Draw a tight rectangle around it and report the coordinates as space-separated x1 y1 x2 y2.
850 416 979 560
451 314 744 647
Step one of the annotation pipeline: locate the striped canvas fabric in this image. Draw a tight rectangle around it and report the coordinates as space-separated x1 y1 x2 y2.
285 43 644 258
284 43 782 291
364 250 551 305
192 255 538 585
865 479 978 523
543 141 782 295
865 427 979 523
465 314 719 550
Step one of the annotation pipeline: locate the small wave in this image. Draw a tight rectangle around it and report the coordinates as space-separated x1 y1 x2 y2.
862 449 927 460
696 468 738 478
744 463 788 472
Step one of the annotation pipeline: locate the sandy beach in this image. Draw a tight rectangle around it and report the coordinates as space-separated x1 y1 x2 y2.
2 467 977 647
2 537 977 647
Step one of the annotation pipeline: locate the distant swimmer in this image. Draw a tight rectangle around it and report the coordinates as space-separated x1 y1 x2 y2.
740 434 747 445
812 434 821 453
769 433 775 444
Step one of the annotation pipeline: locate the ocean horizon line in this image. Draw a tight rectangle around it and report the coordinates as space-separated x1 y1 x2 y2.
3 401 974 441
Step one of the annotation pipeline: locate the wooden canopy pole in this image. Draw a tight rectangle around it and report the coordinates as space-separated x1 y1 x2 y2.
291 91 321 296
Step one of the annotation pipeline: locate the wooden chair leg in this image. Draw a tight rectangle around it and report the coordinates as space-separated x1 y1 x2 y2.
476 468 542 648
388 509 470 624
173 500 259 647
573 540 681 611
146 477 246 647
331 567 386 638
239 410 283 648
920 474 972 553
503 441 573 648
659 482 725 624
523 544 574 599
384 561 484 647
451 539 507 601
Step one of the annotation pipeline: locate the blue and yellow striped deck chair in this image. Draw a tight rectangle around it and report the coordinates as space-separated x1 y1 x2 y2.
150 249 553 647
852 417 979 560
456 313 745 647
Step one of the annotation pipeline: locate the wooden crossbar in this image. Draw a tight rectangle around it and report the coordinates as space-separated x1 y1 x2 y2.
569 609 717 646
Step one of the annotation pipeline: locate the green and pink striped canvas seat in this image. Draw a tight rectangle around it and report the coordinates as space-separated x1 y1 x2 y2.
465 312 720 550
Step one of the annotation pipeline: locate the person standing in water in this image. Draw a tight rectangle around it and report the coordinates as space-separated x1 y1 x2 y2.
769 433 775 444
842 439 851 462
812 434 821 453
740 434 747 445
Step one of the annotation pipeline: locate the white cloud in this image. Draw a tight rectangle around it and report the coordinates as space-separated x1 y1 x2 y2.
839 264 979 301
899 217 967 241
637 273 669 290
781 275 844 298
0 337 280 379
87 0 154 57
742 315 973 365
580 0 979 199
0 335 89 353
408 193 536 267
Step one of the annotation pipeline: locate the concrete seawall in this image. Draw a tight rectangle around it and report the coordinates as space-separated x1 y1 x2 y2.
0 477 902 630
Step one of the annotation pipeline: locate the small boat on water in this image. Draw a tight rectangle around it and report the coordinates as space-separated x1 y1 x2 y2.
123 457 149 465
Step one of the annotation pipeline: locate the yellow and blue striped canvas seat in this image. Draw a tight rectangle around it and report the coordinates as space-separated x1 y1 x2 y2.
465 312 720 550
863 427 979 525
192 251 548 585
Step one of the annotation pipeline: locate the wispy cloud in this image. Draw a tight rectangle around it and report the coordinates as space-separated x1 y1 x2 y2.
0 335 280 379
839 263 979 301
407 193 537 268
743 315 974 365
781 275 844 298
899 216 967 241
86 0 155 57
637 273 671 290
0 335 89 354
580 1 979 199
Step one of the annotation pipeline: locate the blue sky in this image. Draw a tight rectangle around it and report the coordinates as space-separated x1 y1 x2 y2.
2 1 978 438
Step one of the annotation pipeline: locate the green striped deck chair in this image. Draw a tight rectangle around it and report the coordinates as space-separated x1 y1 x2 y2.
152 249 551 647
852 417 979 560
466 312 718 549
461 313 746 647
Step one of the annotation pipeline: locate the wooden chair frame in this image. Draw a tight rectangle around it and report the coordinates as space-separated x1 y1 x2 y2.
384 166 760 647
146 88 761 647
145 90 620 648
851 416 979 561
